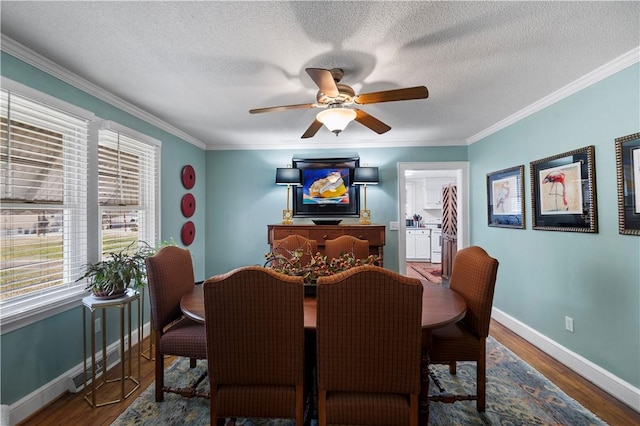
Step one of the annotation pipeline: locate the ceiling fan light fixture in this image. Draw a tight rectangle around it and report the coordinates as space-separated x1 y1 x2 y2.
316 107 357 136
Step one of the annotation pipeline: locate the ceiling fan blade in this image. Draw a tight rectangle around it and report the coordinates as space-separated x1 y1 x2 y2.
354 86 429 105
249 103 316 114
301 119 324 139
354 109 391 134
306 68 339 98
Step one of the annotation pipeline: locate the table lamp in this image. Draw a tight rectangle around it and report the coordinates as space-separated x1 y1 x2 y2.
353 167 379 225
275 168 301 225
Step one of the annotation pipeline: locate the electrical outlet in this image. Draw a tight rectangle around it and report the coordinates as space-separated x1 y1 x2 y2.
389 221 399 230
565 316 574 333
95 317 101 334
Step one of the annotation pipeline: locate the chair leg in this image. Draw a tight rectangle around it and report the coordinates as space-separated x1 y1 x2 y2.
154 331 164 402
295 384 304 425
410 393 419 426
318 389 327 426
448 361 456 374
190 357 197 368
477 342 486 412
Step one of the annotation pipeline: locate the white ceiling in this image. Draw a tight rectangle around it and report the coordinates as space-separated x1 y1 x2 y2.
1 1 638 150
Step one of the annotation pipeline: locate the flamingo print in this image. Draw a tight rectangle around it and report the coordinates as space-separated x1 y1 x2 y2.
542 171 568 210
496 181 509 212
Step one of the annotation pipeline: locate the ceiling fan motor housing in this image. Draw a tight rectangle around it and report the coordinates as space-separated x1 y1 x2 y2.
317 84 355 106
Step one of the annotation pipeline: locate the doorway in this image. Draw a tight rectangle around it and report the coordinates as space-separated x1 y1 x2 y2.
397 162 469 276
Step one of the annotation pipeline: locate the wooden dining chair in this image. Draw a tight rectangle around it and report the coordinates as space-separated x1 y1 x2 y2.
203 266 305 425
428 245 499 412
324 235 370 261
270 234 318 268
145 246 207 402
316 265 423 426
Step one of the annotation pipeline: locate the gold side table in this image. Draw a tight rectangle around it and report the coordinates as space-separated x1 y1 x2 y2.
82 289 141 407
140 288 155 360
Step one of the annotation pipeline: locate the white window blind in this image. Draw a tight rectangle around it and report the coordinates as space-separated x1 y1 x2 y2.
98 128 157 257
0 89 88 322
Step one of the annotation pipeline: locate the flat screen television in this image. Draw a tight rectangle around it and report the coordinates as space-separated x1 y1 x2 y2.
292 156 360 218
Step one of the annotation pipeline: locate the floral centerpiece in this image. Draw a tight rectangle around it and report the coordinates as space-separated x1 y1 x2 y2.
264 246 380 286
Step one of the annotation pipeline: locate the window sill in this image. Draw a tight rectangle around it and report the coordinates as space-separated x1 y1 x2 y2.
1 290 85 335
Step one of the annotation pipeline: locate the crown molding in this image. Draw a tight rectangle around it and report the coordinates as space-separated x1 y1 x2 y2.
467 46 640 145
205 137 467 151
1 35 206 150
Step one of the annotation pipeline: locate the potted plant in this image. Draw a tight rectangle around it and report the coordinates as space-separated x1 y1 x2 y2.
77 241 156 299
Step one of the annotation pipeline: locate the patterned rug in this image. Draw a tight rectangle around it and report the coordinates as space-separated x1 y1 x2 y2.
112 337 605 425
408 263 443 284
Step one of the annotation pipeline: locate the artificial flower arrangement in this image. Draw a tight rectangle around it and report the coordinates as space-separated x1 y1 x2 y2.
264 246 380 284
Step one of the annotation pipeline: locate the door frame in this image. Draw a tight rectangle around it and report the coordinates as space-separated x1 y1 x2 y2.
397 162 469 275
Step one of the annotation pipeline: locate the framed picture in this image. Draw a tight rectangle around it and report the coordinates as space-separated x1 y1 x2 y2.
615 132 640 235
486 165 525 228
530 145 597 233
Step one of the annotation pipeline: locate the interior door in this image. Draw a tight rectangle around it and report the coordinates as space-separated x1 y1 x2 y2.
398 162 469 276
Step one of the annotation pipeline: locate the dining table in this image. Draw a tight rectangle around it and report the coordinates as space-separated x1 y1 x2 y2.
181 280 467 425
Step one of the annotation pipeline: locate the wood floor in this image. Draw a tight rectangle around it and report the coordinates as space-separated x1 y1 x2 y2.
19 322 640 425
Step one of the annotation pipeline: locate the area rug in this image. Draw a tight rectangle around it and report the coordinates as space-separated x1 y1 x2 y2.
409 263 443 285
111 337 605 426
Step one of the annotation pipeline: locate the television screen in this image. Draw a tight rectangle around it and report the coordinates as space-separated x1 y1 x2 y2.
292 156 360 217
302 168 350 205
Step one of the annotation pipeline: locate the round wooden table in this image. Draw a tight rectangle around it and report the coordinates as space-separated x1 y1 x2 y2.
181 281 466 425
181 281 466 329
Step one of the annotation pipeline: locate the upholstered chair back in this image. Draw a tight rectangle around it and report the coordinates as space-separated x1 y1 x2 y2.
324 235 370 261
203 266 305 423
271 234 318 267
146 245 195 331
448 245 499 339
316 265 423 425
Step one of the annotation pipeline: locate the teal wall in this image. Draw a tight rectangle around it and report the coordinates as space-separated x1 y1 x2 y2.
2 49 639 408
1 53 206 405
469 64 640 387
204 146 467 277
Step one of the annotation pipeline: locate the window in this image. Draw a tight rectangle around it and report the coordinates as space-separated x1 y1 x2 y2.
0 88 89 324
98 126 158 257
0 81 160 332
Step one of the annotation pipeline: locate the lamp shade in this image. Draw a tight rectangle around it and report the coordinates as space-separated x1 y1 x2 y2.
275 168 301 185
353 167 379 185
316 107 357 134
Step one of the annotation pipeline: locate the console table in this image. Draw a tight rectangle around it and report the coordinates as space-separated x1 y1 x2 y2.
267 224 385 265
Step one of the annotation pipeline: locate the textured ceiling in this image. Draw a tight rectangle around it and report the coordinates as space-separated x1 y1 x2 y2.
1 1 639 150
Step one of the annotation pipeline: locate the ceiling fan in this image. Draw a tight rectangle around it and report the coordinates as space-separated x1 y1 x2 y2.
249 68 429 138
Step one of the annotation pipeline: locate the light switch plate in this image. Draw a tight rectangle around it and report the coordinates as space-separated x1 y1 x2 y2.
389 221 399 230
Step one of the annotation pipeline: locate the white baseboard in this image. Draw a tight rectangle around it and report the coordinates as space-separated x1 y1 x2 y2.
492 308 640 413
7 322 150 426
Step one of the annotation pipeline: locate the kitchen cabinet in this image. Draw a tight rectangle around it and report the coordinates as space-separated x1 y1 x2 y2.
424 189 443 209
406 229 431 261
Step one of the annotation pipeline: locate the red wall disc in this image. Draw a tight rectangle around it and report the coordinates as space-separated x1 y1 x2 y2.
181 193 196 218
181 221 195 246
181 165 196 189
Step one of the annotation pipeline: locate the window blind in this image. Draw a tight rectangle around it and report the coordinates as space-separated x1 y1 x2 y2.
0 89 88 321
98 129 157 257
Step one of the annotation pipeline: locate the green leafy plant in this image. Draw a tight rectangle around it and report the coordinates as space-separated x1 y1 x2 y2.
77 241 158 298
264 247 380 284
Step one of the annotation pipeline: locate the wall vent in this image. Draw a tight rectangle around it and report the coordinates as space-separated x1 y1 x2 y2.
66 348 121 393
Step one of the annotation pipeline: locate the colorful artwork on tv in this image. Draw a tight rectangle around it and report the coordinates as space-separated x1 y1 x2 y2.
302 168 350 205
